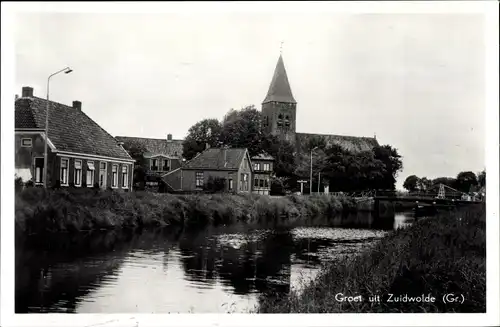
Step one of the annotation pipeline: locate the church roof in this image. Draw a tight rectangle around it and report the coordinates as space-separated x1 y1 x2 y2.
295 133 379 153
262 55 297 104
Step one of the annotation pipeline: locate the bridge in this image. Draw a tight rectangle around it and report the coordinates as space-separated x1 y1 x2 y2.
373 183 484 205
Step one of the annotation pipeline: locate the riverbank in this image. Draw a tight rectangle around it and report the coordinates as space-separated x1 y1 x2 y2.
15 188 374 235
257 204 486 313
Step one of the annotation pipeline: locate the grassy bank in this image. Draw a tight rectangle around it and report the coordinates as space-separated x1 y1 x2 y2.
257 204 486 313
15 188 373 235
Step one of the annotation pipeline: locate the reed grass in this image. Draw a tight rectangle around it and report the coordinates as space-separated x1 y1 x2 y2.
256 204 486 313
15 188 369 235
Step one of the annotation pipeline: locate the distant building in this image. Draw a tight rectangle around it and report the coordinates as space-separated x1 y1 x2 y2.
115 135 183 189
251 153 274 195
162 147 254 193
15 86 134 190
261 55 379 153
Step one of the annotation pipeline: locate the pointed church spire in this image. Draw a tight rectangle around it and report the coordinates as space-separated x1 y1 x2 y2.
262 54 296 104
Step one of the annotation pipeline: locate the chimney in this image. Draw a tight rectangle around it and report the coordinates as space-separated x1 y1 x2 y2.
15 94 19 101
73 101 82 111
22 86 33 98
167 134 172 141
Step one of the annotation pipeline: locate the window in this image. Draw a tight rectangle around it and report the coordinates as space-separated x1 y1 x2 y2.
254 163 260 171
277 114 283 127
285 116 290 129
86 161 95 187
228 178 233 191
112 164 118 188
241 173 248 191
254 178 259 188
122 165 129 188
259 179 265 188
99 162 107 188
21 138 32 147
34 158 44 184
264 179 269 188
263 163 270 171
151 159 158 171
162 159 170 171
60 158 69 185
195 172 204 188
74 160 82 186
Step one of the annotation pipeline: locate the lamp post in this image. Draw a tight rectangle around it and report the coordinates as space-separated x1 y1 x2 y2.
43 67 73 188
310 146 318 194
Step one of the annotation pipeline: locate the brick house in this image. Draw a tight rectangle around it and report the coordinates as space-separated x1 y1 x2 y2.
251 153 274 195
162 147 253 193
115 135 183 189
15 86 134 190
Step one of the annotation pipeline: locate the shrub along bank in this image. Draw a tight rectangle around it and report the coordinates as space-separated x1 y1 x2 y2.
257 204 486 313
15 188 372 235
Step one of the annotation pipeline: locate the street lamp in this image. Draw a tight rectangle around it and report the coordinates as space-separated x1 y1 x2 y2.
43 67 73 188
310 146 318 194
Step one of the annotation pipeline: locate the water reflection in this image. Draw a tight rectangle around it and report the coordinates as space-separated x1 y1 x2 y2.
16 212 414 313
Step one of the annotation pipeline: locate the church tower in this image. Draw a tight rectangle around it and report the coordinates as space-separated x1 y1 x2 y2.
261 54 297 143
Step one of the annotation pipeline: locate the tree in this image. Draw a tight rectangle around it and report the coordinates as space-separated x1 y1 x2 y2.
403 175 420 193
319 145 386 192
373 145 403 190
418 177 432 192
121 141 149 190
260 134 296 177
431 177 457 189
219 105 263 156
294 148 328 180
455 171 478 193
477 170 486 188
182 118 223 160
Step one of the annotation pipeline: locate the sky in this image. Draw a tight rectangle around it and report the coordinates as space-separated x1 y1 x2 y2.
14 11 486 190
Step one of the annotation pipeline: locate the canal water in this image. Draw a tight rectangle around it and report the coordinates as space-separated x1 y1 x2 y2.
15 212 415 313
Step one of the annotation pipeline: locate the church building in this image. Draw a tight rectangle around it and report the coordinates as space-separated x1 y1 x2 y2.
261 55 379 153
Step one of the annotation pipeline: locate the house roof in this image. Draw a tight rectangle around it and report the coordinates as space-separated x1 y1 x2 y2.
295 133 379 153
183 148 249 171
251 153 274 161
115 136 183 158
262 55 296 104
15 96 133 161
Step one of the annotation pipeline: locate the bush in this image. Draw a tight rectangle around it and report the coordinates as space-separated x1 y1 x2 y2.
203 177 226 193
52 180 61 189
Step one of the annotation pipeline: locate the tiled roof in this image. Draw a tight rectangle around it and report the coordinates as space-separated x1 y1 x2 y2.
295 133 379 153
183 148 248 171
115 136 183 158
251 153 274 161
262 55 296 104
15 97 133 160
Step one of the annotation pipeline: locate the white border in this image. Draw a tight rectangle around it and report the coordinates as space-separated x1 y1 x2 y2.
2 1 499 327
